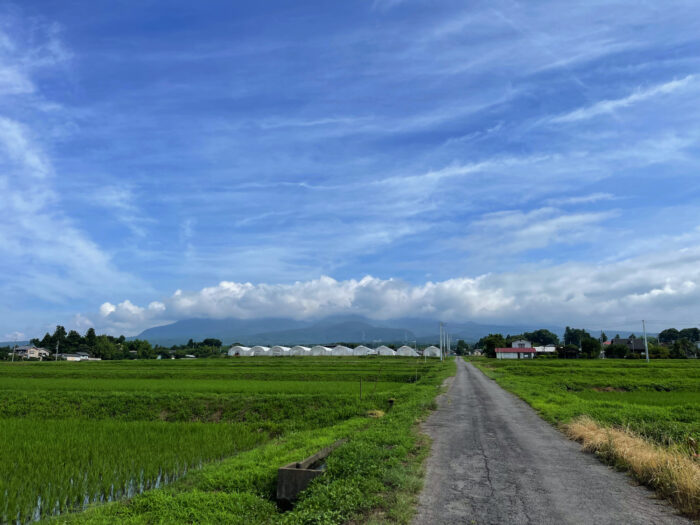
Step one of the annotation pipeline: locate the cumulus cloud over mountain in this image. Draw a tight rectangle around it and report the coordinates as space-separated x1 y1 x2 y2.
97 244 700 334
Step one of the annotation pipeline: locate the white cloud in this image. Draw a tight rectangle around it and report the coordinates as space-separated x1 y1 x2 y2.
93 242 700 334
463 207 617 254
3 331 26 341
547 193 616 206
552 75 697 123
0 23 138 304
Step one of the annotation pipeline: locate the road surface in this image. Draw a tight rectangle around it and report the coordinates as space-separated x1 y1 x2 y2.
413 358 689 525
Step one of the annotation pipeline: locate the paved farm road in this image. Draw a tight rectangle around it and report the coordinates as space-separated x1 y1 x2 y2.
413 359 690 525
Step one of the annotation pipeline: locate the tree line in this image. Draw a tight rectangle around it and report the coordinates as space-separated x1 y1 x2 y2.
0 326 225 361
472 326 698 359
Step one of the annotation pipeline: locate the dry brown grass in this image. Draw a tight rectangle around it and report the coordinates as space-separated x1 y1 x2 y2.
564 416 700 518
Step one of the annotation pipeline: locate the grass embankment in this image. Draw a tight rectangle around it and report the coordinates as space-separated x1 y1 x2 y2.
470 358 700 517
0 357 454 524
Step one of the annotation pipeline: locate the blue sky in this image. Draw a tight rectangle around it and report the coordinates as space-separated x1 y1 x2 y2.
1 0 700 338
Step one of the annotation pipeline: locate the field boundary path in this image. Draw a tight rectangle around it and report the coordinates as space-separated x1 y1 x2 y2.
413 358 690 525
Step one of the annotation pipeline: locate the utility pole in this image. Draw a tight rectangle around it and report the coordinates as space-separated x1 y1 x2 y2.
642 320 650 363
55 340 60 361
11 341 16 362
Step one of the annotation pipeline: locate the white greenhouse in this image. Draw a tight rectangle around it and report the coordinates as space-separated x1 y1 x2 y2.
270 345 291 356
396 345 419 357
290 345 311 356
331 345 353 356
423 345 441 358
376 345 396 356
311 345 332 356
228 345 252 357
251 345 271 356
352 345 373 356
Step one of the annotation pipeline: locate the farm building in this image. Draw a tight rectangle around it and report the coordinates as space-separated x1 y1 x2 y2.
352 345 373 356
228 345 252 356
496 347 536 359
290 345 310 356
331 345 353 356
270 346 291 356
310 345 332 356
423 346 441 358
396 345 418 357
251 346 270 356
533 345 557 355
376 345 396 356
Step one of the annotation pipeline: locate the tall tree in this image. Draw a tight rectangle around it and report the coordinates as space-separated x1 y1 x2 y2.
478 334 505 358
523 329 559 346
581 338 601 359
679 328 700 342
51 326 67 349
564 327 590 346
85 328 97 350
658 328 680 343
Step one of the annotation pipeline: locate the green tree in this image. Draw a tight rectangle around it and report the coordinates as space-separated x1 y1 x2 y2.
600 331 608 343
51 325 67 349
557 344 580 359
649 344 669 359
65 330 83 353
658 328 680 343
454 339 469 356
478 334 505 358
39 333 52 348
523 329 560 346
679 328 700 342
564 327 590 346
580 337 601 359
606 343 628 359
671 338 693 358
94 335 118 359
85 328 97 351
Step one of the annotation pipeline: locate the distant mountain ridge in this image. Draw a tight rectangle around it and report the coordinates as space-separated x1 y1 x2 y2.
135 315 572 346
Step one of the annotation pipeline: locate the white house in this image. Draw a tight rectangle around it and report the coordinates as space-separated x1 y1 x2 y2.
396 345 418 357
290 345 311 356
495 347 536 359
511 339 532 348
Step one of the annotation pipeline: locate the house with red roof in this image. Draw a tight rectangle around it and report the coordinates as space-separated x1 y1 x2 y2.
496 340 537 359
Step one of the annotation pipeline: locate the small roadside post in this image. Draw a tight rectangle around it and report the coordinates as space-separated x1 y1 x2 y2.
642 320 650 363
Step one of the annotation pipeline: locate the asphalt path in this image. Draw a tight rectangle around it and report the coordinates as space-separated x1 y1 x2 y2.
413 358 690 525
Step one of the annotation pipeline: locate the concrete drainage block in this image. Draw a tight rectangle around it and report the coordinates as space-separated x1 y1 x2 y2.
276 439 347 505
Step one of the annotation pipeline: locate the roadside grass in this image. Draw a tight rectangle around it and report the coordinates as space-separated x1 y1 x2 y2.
565 416 699 518
0 357 454 524
469 358 700 517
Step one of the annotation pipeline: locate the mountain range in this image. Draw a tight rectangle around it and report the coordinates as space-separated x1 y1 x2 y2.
135 315 569 346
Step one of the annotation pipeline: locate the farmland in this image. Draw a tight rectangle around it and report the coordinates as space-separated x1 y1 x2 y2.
470 358 700 446
0 357 452 524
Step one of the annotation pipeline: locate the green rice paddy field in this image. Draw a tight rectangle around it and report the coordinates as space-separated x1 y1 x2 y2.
0 357 453 524
470 358 700 449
